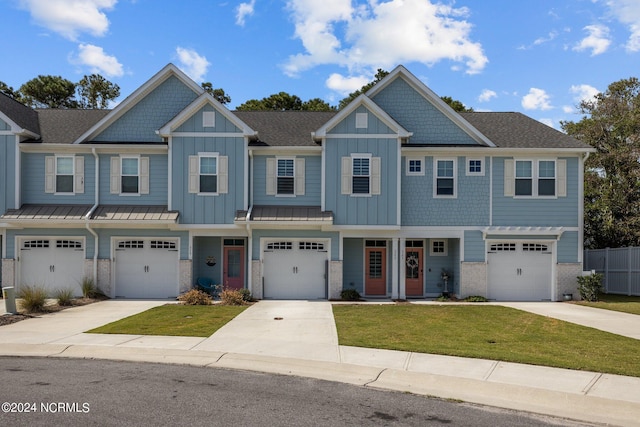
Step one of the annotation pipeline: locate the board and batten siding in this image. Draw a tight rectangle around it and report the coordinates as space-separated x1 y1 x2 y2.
327 105 396 135
492 157 580 227
0 134 16 213
324 138 398 226
401 156 490 226
253 155 321 206
94 76 198 143
175 105 241 133
171 136 245 224
98 154 168 205
371 77 479 145
21 153 95 205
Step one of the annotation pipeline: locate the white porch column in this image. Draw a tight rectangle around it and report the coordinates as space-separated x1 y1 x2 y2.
399 237 406 300
391 238 399 299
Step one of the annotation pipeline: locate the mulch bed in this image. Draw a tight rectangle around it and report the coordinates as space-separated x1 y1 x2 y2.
0 296 108 327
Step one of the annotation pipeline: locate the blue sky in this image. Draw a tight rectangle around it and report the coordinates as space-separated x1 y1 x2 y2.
1 0 639 128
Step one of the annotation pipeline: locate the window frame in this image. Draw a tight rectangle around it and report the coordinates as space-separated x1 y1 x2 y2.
433 158 457 198
55 155 75 194
351 154 371 196
514 159 557 199
406 157 424 176
466 158 484 176
198 153 219 195
430 239 448 256
276 157 295 197
120 156 140 195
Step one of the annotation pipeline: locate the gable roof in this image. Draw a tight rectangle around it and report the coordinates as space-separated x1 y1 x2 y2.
235 110 337 147
366 65 495 147
460 112 591 149
0 92 40 136
312 94 412 139
72 63 203 144
32 109 110 144
158 93 256 137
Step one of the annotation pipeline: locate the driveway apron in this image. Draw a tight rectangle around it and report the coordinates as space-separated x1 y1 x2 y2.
193 300 340 362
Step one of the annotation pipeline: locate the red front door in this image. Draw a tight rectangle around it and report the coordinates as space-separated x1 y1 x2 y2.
405 247 424 296
365 247 386 296
223 246 244 290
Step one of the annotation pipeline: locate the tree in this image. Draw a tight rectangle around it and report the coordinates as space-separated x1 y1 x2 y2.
0 81 19 100
338 69 389 110
561 77 640 248
302 98 336 111
201 82 231 105
236 92 335 111
77 74 120 109
440 95 473 112
19 75 78 108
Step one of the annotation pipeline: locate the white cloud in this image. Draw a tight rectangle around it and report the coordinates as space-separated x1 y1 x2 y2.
325 73 370 95
236 0 256 27
283 0 487 77
538 118 555 128
570 84 599 103
603 0 640 52
18 0 116 41
534 30 558 46
478 89 497 103
522 88 553 110
73 43 123 77
175 47 210 82
573 24 611 56
562 105 574 113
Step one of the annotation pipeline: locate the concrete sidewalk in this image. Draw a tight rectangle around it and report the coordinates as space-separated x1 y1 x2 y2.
1 299 640 426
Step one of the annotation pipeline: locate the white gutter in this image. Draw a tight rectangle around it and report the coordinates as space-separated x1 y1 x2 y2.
84 148 100 285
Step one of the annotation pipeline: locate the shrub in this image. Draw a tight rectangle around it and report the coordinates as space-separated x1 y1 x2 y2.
53 288 74 306
340 288 361 301
17 285 48 313
237 288 253 302
178 289 212 305
577 273 603 302
219 289 247 306
81 277 97 298
464 295 488 302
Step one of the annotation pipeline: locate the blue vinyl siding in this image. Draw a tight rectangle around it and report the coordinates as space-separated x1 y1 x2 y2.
343 238 364 294
325 138 398 225
327 106 395 135
401 156 490 226
253 155 321 206
175 106 241 133
558 231 579 263
0 134 16 212
94 76 198 142
492 157 580 227
171 136 245 224
99 154 168 205
371 77 479 145
0 118 9 130
425 239 459 294
464 230 486 262
251 229 339 261
22 153 95 204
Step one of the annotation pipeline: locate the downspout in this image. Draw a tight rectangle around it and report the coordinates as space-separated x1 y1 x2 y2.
85 148 99 286
245 205 253 296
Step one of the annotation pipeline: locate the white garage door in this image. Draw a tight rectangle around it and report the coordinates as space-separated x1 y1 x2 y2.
263 240 328 299
19 239 85 296
487 242 552 301
114 239 179 298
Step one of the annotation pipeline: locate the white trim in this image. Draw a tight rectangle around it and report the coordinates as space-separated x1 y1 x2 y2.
512 159 558 199
168 137 173 210
196 152 220 195
433 157 457 198
429 239 448 256
466 158 484 176
168 132 245 138
406 157 425 176
320 133 401 139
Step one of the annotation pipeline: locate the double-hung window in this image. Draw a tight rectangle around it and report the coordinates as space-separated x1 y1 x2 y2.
434 158 456 197
121 157 139 194
277 158 295 195
352 157 370 194
199 155 218 193
55 157 74 193
515 160 533 196
538 161 556 196
506 159 564 198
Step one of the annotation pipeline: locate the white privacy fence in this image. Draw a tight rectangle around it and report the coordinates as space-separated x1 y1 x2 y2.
583 247 640 296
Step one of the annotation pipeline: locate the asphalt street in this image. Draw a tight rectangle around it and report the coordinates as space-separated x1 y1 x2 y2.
0 357 594 427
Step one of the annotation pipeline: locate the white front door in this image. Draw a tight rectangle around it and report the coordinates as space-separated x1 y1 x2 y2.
114 239 179 298
263 240 328 299
487 242 552 301
19 238 85 296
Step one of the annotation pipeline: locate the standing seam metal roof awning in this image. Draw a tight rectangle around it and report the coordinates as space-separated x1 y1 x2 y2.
1 205 179 223
236 206 333 224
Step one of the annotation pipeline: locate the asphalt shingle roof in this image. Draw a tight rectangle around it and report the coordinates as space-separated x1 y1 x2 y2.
460 112 590 149
34 108 110 144
234 110 337 147
0 92 40 134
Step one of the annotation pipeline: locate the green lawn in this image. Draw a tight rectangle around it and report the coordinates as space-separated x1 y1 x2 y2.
87 305 247 337
576 293 640 315
333 304 640 377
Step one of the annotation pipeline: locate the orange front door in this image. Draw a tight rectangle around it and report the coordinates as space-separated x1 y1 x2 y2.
405 247 424 296
223 246 244 290
365 247 386 296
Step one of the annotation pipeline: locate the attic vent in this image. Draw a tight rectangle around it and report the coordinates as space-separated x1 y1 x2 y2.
203 111 215 127
355 112 368 129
